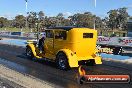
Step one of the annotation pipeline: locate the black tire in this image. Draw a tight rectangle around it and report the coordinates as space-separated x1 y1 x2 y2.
56 52 70 70
77 76 86 84
26 46 34 59
86 59 95 66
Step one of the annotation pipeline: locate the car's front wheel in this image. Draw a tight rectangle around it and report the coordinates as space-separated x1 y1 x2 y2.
26 46 34 59
56 52 70 70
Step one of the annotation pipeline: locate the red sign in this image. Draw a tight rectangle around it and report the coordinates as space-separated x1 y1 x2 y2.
83 75 130 83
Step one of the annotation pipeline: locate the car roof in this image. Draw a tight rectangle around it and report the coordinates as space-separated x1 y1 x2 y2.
47 26 78 31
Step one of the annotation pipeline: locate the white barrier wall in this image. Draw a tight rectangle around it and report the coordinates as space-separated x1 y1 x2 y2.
21 32 35 38
0 32 35 38
0 32 132 47
97 36 132 47
0 31 11 36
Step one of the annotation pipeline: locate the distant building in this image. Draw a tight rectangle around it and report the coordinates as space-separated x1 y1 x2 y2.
127 19 132 37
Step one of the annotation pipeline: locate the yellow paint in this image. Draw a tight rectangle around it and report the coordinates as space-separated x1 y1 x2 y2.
94 56 102 64
27 44 42 58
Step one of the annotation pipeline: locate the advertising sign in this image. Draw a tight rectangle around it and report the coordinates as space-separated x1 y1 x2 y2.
97 36 132 47
0 32 11 35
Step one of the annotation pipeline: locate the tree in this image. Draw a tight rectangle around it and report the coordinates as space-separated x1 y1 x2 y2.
45 17 58 27
68 13 79 26
56 13 64 26
102 17 109 29
107 7 129 30
107 9 118 30
14 15 25 28
61 18 71 26
38 11 45 29
69 12 96 28
27 12 38 28
0 17 8 28
38 11 45 21
27 11 46 29
117 7 129 30
95 16 103 29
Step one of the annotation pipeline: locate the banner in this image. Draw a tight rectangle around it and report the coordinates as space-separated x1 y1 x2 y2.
21 32 35 38
97 36 132 47
11 32 21 36
0 32 11 35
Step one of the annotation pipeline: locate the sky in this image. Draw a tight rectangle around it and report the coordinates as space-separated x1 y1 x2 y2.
0 0 132 19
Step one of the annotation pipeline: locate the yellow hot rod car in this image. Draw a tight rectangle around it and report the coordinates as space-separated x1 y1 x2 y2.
26 27 102 70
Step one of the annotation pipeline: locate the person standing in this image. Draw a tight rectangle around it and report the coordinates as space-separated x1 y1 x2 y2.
38 32 46 53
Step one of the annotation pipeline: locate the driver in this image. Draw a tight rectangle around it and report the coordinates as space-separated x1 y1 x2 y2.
38 32 46 53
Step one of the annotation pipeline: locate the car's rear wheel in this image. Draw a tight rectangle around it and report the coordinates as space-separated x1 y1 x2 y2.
26 46 34 59
56 52 69 70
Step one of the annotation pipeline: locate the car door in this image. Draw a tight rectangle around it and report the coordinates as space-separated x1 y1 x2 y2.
44 30 55 59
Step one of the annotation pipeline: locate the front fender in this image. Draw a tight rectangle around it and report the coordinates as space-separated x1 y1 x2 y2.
57 49 78 67
26 44 42 58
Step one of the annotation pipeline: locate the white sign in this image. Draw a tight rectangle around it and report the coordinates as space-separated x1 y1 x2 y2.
97 36 132 47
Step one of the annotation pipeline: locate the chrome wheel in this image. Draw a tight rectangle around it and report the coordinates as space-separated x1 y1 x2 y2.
56 52 69 70
59 57 67 69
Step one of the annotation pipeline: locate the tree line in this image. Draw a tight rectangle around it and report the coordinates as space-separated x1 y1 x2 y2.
0 7 131 31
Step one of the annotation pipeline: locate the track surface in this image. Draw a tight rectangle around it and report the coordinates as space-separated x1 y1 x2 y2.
0 77 23 88
0 44 132 88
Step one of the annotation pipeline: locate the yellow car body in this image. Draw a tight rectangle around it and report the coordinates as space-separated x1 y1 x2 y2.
26 27 102 69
